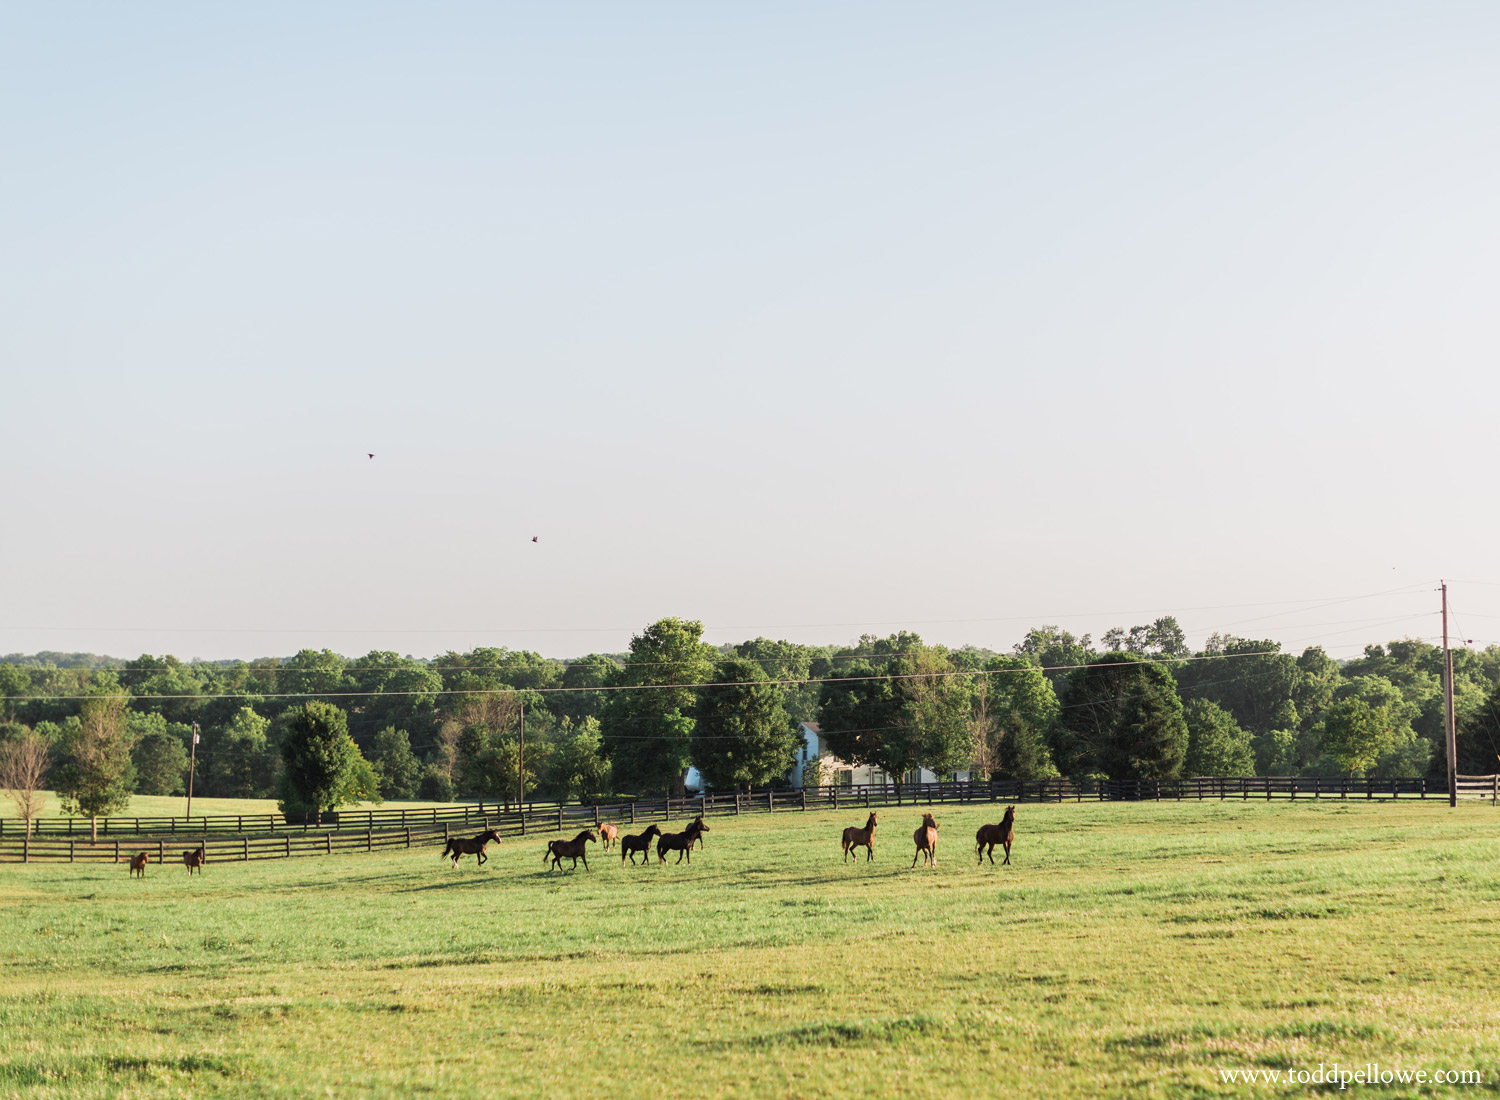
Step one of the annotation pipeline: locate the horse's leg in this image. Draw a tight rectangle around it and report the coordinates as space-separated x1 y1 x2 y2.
1003 843 1011 866
911 848 920 868
477 849 486 867
582 852 589 872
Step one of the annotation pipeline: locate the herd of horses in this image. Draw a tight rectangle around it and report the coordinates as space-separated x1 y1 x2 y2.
124 845 205 877
121 808 1018 877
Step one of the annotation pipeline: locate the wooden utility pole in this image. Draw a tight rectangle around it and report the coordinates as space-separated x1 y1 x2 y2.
517 699 526 810
187 722 200 819
1443 582 1458 807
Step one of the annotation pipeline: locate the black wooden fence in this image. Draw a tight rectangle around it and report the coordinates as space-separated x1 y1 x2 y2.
3 774 1496 863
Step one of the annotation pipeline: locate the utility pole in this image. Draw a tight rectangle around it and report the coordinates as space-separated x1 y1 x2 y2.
1443 582 1458 808
517 699 525 810
187 722 200 818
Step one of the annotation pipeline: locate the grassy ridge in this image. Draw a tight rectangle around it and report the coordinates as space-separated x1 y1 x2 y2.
2 802 1499 1098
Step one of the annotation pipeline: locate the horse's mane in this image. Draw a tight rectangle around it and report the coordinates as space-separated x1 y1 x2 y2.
570 830 594 843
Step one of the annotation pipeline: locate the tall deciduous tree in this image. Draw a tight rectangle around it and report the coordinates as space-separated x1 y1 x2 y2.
817 644 975 784
370 726 423 799
693 657 800 790
540 717 613 801
978 657 1060 780
55 689 138 832
599 618 715 795
132 731 189 796
1054 653 1188 781
1317 697 1388 776
278 702 370 819
207 706 276 798
1182 699 1255 777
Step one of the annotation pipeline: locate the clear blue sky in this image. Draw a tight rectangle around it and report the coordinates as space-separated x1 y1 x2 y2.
4 3 1499 661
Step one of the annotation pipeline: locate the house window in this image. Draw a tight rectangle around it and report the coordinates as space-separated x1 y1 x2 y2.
836 770 854 788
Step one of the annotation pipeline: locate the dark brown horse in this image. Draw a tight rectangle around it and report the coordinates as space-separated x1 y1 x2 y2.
544 830 597 871
841 812 878 863
598 822 620 850
181 845 205 875
443 829 501 869
976 807 1016 866
620 824 662 865
128 851 149 878
911 813 939 868
657 817 709 865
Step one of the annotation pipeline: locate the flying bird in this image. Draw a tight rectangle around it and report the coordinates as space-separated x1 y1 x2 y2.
367 453 375 459
532 536 538 543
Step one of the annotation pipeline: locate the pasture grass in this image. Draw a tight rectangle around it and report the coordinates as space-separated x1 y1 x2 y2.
17 792 463 819
2 800 1499 1098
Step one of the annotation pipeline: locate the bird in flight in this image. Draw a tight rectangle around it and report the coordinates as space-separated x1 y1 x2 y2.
532 536 538 543
367 453 375 459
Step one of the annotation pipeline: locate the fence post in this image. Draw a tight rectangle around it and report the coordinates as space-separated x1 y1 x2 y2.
243 837 249 861
558 806 564 832
768 791 774 812
801 789 807 811
833 789 838 812
157 840 164 862
23 835 29 863
594 805 600 828
284 836 290 858
366 829 372 852
114 840 119 863
630 802 635 825
406 827 411 848
69 839 74 863
444 823 449 843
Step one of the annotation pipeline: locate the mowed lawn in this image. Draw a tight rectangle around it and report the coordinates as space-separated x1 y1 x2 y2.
2 801 1500 1099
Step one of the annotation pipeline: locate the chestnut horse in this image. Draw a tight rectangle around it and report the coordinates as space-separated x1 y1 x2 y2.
656 817 709 865
128 851 149 878
598 822 620 850
442 829 502 869
976 807 1016 866
841 812 878 863
544 830 597 871
181 845 205 875
620 824 662 866
911 813 939 868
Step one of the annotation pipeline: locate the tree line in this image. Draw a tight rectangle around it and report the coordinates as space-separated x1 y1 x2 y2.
3 615 1500 825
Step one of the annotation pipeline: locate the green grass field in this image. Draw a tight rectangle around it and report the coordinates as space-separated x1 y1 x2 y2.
2 800 1499 1098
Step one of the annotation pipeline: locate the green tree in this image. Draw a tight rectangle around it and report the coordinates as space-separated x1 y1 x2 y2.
206 706 276 798
1182 699 1255 776
1054 653 1188 781
1174 636 1301 736
370 726 423 800
132 731 189 795
693 657 800 790
53 689 138 827
732 638 821 724
599 618 715 795
548 654 619 724
977 657 1060 780
1101 617 1189 659
277 702 370 819
1317 698 1387 776
344 652 444 750
1012 626 1095 687
418 765 454 802
539 717 613 801
817 643 975 784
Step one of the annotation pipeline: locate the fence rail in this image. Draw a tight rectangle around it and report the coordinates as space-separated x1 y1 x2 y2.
4 774 1495 856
